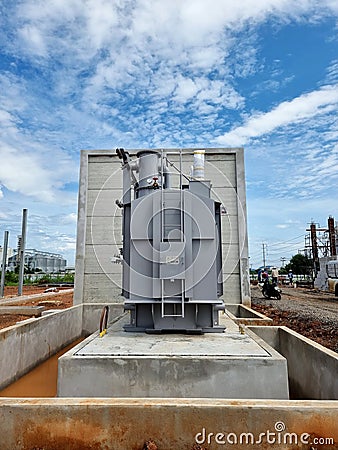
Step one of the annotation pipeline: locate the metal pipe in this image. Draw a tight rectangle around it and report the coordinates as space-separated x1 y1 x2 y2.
0 231 9 298
18 208 28 296
163 159 171 189
99 305 109 337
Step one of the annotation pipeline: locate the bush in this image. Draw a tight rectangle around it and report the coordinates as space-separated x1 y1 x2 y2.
3 271 19 285
35 273 74 285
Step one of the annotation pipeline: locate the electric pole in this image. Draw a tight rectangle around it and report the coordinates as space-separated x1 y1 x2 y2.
18 208 28 296
0 231 9 298
262 243 267 268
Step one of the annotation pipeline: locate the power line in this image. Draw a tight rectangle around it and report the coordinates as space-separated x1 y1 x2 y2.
267 234 306 247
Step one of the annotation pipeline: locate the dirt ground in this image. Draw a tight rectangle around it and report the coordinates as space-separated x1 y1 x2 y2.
0 286 73 330
250 284 338 353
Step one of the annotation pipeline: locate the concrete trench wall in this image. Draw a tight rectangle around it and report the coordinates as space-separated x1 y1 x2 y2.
0 302 127 391
0 306 82 391
250 326 338 400
0 398 337 450
224 304 273 326
279 327 338 400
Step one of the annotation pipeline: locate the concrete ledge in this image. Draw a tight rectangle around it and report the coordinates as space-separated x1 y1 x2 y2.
224 304 273 325
0 306 45 316
249 326 338 400
0 398 336 449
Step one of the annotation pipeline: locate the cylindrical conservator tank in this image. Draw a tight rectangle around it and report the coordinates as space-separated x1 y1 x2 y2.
118 149 224 333
136 150 160 197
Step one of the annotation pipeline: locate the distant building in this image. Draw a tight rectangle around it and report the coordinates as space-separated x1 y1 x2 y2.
0 246 14 269
8 249 67 274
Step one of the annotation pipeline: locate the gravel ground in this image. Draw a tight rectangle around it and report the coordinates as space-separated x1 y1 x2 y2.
251 284 338 353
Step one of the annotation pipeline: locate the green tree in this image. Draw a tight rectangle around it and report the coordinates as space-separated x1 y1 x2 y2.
284 254 313 275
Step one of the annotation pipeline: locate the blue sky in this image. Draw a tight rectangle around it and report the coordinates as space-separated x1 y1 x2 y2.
0 0 337 268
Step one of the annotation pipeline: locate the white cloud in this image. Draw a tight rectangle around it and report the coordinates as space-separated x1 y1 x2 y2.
18 25 46 56
216 84 338 145
10 0 338 88
62 213 78 224
325 60 338 84
173 77 199 103
0 145 56 201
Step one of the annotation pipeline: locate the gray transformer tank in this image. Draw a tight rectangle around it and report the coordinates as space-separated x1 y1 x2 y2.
117 149 225 333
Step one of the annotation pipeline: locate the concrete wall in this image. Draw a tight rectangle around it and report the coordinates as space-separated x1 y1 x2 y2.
0 398 337 449
58 353 288 399
0 306 82 390
224 304 273 325
250 326 338 400
0 303 127 391
74 148 250 306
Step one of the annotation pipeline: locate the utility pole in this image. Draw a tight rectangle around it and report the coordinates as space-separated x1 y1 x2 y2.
262 243 267 268
18 208 28 296
328 216 337 256
0 231 9 298
280 257 286 267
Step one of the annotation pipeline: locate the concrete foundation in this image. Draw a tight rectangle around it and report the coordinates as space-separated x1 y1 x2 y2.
58 316 289 399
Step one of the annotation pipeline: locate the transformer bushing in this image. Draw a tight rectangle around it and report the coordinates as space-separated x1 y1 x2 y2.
116 148 225 333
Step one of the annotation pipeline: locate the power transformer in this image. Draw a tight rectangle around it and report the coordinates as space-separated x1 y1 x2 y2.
116 148 225 333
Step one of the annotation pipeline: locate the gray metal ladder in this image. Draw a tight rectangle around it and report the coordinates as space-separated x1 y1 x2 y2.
160 149 185 319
